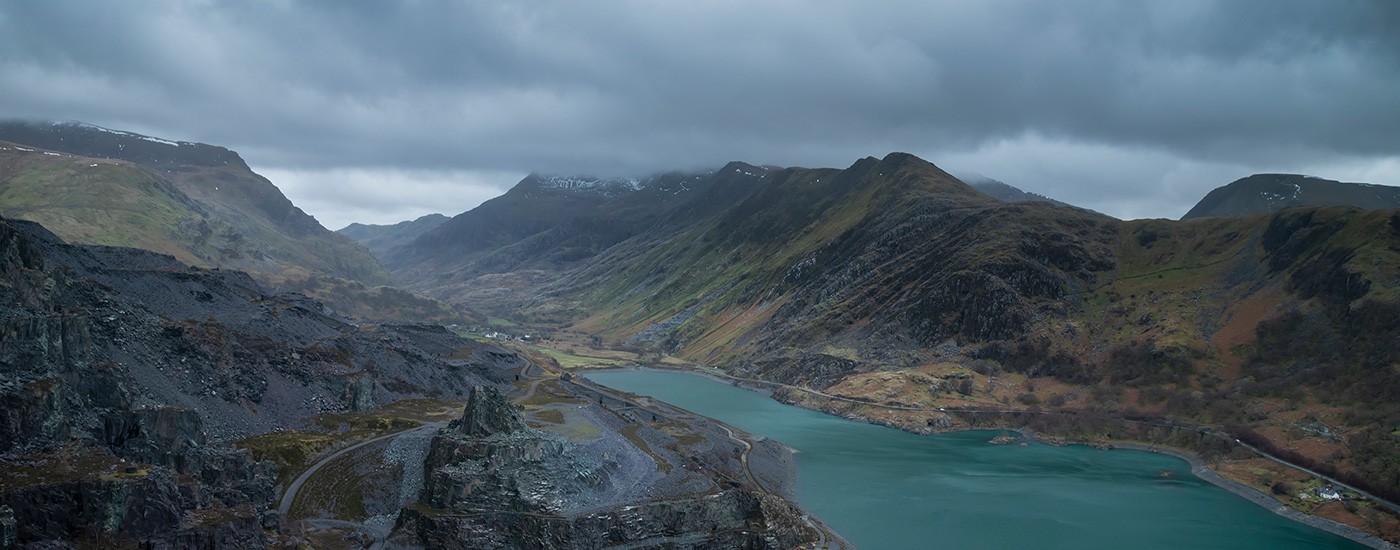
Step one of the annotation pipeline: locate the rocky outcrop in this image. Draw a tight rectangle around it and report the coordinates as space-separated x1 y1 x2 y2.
102 408 206 468
422 386 604 515
1 469 184 544
405 385 821 548
0 379 65 452
0 460 272 548
0 411 275 547
451 385 528 438
0 218 522 547
0 220 41 274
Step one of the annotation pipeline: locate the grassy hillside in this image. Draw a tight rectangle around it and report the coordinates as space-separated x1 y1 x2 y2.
0 145 244 267
0 122 389 286
0 125 487 328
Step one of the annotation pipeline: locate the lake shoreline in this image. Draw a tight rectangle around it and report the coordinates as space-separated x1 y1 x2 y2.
1074 440 1394 550
581 364 1396 550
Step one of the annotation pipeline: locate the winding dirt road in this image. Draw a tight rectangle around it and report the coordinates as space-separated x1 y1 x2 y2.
277 424 437 517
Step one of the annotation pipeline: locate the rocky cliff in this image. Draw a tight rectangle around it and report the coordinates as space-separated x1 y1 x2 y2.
0 217 523 547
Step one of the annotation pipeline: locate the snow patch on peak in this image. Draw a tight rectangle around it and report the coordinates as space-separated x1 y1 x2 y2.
537 175 642 197
732 165 768 177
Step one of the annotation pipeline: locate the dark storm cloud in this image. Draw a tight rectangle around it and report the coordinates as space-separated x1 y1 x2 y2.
2 0 1397 222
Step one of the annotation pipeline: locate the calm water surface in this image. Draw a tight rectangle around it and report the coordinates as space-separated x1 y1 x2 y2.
588 370 1364 550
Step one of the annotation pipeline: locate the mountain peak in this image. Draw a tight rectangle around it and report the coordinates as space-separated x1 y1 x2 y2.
1182 173 1400 219
718 161 770 178
540 175 641 194
879 151 922 165
512 173 646 198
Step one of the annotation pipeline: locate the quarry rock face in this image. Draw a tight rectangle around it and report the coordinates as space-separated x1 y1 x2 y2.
404 385 819 548
0 218 518 547
423 386 593 514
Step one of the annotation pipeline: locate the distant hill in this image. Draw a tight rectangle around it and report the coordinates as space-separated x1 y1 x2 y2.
340 213 450 259
1182 173 1400 219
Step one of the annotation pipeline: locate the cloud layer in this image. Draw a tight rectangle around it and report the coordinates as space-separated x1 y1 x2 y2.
3 1 1398 223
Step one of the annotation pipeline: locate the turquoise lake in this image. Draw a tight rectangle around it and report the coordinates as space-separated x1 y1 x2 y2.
587 370 1365 550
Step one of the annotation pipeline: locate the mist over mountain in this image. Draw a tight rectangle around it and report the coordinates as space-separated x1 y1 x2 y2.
958 173 1077 209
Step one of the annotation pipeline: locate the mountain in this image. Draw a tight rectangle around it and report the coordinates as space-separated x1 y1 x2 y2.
1182 173 1400 219
339 213 449 259
960 173 1075 208
551 153 1096 362
0 121 389 286
383 166 770 309
395 152 1400 512
0 121 482 325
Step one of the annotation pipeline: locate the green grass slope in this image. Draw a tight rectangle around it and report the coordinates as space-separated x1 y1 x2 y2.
0 122 389 287
0 145 243 267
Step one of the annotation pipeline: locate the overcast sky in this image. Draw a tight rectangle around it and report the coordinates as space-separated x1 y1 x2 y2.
3 1 1398 228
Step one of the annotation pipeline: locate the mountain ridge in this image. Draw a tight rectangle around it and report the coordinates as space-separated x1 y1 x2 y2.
1182 173 1400 219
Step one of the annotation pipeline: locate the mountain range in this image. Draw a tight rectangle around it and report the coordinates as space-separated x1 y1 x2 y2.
5 121 1400 544
356 152 1400 516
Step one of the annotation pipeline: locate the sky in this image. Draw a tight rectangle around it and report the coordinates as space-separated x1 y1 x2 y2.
2 1 1398 229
